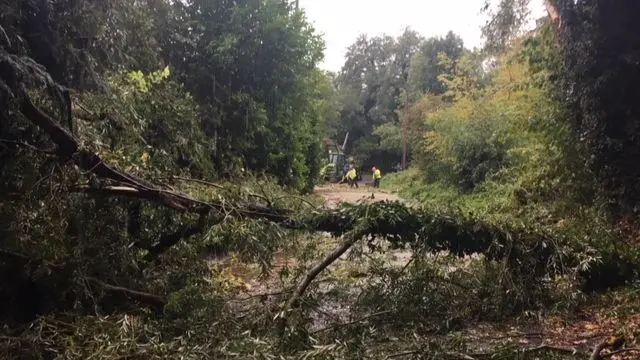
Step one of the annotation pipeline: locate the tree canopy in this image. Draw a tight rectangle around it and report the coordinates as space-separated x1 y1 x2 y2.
328 29 467 171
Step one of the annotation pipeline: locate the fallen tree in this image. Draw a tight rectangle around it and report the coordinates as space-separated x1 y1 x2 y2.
2 51 640 338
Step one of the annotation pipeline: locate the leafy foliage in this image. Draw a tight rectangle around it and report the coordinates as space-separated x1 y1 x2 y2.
329 30 465 171
2 1 640 359
552 0 640 222
78 67 213 177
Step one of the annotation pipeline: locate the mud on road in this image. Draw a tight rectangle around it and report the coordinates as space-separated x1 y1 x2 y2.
314 184 400 209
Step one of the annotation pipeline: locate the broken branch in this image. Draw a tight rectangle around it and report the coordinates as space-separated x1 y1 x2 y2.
143 213 214 261
311 310 393 334
161 176 225 189
87 277 166 313
601 347 640 358
278 233 361 332
0 139 56 154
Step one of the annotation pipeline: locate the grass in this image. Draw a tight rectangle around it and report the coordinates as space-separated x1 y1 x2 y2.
381 168 516 217
380 168 607 231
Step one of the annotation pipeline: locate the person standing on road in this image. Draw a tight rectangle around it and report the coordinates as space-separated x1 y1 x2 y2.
372 166 382 188
346 165 358 188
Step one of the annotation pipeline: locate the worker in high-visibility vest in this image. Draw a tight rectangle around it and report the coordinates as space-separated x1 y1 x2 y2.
372 166 382 188
345 165 358 188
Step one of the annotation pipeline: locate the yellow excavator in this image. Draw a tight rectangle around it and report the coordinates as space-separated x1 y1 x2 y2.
321 133 350 183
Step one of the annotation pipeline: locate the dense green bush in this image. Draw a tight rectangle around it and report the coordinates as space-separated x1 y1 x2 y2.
78 67 213 178
426 110 511 191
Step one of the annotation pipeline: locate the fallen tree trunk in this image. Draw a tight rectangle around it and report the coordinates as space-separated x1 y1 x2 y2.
10 83 305 259
10 81 636 296
15 82 293 224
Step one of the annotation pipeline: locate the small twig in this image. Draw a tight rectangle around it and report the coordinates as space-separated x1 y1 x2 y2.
247 191 272 205
232 289 292 301
0 139 56 154
86 277 166 313
386 350 418 358
258 185 273 207
459 344 587 359
73 102 95 117
311 310 393 334
0 24 11 47
518 344 584 355
162 176 224 189
601 347 640 358
488 332 544 340
589 339 611 360
398 256 414 275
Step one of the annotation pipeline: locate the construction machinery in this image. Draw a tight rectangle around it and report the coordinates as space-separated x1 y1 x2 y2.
320 133 349 182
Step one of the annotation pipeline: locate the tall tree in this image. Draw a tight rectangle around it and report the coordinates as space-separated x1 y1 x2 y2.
332 30 466 169
550 0 640 221
407 31 465 97
152 0 326 185
481 0 532 54
486 0 640 221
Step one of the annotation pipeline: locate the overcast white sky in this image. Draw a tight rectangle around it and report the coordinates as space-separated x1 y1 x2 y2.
299 0 546 72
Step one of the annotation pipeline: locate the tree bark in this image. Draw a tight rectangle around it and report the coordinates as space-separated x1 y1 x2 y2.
143 214 213 261
544 0 561 27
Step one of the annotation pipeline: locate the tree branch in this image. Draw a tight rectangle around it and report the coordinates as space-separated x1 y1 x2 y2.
143 213 214 261
278 234 361 332
87 277 166 313
0 249 166 314
601 347 640 358
72 184 296 224
17 91 298 233
311 310 393 334
11 76 571 275
19 91 79 155
0 139 56 154
161 176 224 189
72 185 193 212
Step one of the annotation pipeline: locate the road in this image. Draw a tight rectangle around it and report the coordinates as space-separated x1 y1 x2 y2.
314 184 400 208
220 184 409 293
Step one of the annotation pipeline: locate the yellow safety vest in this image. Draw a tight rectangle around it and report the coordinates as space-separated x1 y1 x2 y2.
346 169 357 180
373 169 381 179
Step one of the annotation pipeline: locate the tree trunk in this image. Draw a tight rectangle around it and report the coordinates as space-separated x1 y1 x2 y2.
544 0 561 28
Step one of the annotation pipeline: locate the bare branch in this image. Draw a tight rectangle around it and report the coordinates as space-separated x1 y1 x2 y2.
0 139 56 154
87 277 166 313
311 310 393 334
143 213 215 261
161 176 224 189
278 234 361 332
601 347 640 358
